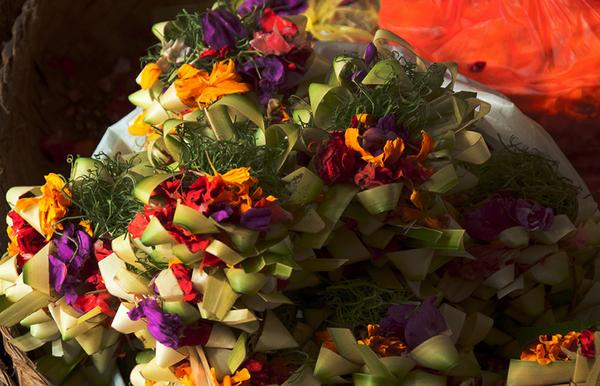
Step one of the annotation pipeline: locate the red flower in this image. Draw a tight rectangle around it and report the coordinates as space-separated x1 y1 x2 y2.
314 132 358 184
199 252 224 270
73 272 115 317
128 212 150 239
353 163 394 189
74 292 115 317
170 262 200 302
259 8 298 37
8 211 46 260
199 48 218 58
580 329 596 358
93 239 112 261
179 321 212 347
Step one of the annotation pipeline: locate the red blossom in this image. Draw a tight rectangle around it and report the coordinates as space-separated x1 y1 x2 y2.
93 239 112 261
8 211 46 261
314 132 359 184
259 8 298 37
580 329 596 359
74 292 115 317
200 252 224 270
170 263 200 302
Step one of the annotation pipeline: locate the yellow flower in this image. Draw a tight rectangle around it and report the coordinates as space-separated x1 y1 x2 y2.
175 60 250 107
210 367 251 386
138 63 161 90
129 112 154 136
7 225 19 257
344 127 405 167
79 219 93 237
520 332 580 365
16 173 71 240
357 324 408 357
174 362 194 386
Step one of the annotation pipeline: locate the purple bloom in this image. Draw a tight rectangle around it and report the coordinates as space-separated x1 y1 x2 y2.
202 9 247 50
48 224 93 305
380 297 447 349
238 0 308 16
514 199 554 231
462 193 555 241
209 203 234 222
240 56 286 104
364 43 378 67
376 114 396 132
350 70 367 83
128 298 184 349
240 207 272 231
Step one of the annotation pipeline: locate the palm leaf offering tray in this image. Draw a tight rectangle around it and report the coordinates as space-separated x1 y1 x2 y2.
2 1 600 385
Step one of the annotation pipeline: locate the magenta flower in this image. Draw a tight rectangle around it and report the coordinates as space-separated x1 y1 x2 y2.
202 9 247 50
128 298 184 349
514 199 554 231
380 297 447 349
240 207 272 231
364 43 377 67
240 56 286 104
238 0 307 16
462 193 555 242
49 224 93 305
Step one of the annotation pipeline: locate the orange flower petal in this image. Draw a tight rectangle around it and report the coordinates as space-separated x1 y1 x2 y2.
414 130 432 162
382 137 405 164
129 112 154 137
175 60 250 108
139 63 161 90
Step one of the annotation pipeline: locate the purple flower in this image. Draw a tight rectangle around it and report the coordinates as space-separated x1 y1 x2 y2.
49 224 93 305
202 9 247 50
376 114 396 132
380 297 447 349
238 0 308 16
240 207 272 231
209 203 234 222
462 193 555 241
240 56 286 104
514 199 554 231
364 43 377 67
128 298 184 349
350 70 367 83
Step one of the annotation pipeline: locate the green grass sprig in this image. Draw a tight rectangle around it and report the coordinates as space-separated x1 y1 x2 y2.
323 278 412 329
177 124 287 196
67 154 143 239
465 138 580 220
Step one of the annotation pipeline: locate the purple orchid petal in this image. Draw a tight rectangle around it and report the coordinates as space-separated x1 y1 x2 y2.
364 43 378 67
210 203 234 222
376 114 396 132
362 127 398 155
128 298 184 349
240 207 272 231
403 297 447 348
515 199 554 231
202 9 247 50
350 70 367 83
238 0 308 16
240 56 286 104
49 255 68 293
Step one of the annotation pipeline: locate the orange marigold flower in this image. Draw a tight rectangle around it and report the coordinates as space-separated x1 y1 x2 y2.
175 60 250 107
520 331 580 365
316 330 337 352
128 112 154 137
174 362 194 386
7 225 19 257
16 173 71 240
138 63 161 89
357 324 408 357
210 367 251 386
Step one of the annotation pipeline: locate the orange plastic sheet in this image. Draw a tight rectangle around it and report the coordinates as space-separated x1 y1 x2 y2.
379 0 600 197
379 0 600 119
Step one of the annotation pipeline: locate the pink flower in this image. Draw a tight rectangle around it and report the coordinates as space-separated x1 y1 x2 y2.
250 30 294 55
